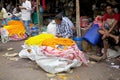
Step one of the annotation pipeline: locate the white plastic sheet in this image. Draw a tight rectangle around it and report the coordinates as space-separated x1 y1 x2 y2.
19 45 82 73
102 48 120 58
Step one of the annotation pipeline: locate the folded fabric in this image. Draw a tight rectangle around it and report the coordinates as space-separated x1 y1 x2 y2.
42 45 88 65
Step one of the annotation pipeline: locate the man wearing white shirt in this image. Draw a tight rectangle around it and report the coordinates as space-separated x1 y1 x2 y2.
19 0 32 36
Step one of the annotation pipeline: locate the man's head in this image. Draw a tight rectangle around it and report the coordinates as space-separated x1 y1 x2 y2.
54 14 62 25
105 4 114 14
22 0 26 2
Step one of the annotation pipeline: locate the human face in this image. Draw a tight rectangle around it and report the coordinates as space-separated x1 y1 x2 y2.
106 6 113 14
55 19 61 25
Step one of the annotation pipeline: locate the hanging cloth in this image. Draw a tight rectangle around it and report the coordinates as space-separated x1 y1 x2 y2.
42 0 46 10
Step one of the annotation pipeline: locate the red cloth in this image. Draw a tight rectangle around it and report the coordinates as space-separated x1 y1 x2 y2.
42 0 46 10
103 13 120 28
93 16 102 28
103 13 120 21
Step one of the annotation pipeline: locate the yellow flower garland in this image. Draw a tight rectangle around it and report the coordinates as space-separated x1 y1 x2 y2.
4 20 25 36
42 38 75 49
25 33 55 46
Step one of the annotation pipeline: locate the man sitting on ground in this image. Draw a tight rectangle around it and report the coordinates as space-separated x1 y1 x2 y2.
98 4 120 59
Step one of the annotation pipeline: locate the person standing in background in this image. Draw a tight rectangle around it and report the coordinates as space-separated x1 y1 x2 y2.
0 5 8 26
19 0 32 36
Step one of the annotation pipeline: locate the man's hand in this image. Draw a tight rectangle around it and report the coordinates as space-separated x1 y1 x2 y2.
19 6 26 10
105 30 109 37
56 35 62 38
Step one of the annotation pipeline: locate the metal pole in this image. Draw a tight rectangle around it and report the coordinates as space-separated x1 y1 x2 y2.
76 0 81 37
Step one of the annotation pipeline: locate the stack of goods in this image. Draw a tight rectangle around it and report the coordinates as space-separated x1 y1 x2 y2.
4 20 27 40
19 34 88 73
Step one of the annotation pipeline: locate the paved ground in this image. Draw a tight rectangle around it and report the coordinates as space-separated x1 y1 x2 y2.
0 41 120 80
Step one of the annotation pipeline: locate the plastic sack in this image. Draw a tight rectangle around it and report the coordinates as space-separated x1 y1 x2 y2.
47 20 56 36
102 48 120 58
19 45 39 61
35 54 82 73
83 24 101 45
35 47 82 73
19 49 36 61
19 45 82 73
0 28 9 43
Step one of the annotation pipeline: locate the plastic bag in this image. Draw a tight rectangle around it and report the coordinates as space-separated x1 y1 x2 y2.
47 20 56 36
35 55 82 73
19 45 39 61
83 24 101 45
102 48 120 58
0 28 9 43
19 45 82 73
19 49 36 61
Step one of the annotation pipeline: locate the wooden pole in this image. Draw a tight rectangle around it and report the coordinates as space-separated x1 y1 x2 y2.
76 0 81 37
36 0 41 31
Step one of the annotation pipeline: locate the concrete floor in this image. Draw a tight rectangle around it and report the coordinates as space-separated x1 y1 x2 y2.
0 41 120 80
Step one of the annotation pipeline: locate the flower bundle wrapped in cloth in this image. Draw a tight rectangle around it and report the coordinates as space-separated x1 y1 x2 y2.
41 38 88 65
4 20 27 40
19 37 88 73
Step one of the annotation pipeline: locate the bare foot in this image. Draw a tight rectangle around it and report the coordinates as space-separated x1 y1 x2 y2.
101 54 107 60
115 36 119 44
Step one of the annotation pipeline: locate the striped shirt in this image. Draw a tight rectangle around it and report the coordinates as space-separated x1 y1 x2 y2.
56 19 73 38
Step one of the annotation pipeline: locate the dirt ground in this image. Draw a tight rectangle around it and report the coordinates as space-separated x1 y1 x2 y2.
0 41 120 80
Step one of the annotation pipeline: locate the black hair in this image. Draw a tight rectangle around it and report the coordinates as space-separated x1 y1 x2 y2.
105 4 114 9
54 16 62 21
54 12 63 21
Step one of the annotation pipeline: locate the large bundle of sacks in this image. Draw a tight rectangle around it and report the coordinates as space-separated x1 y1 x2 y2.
19 33 88 73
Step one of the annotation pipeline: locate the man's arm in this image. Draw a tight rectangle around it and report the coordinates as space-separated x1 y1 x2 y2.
102 21 108 32
26 1 32 11
19 1 31 11
108 20 118 33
